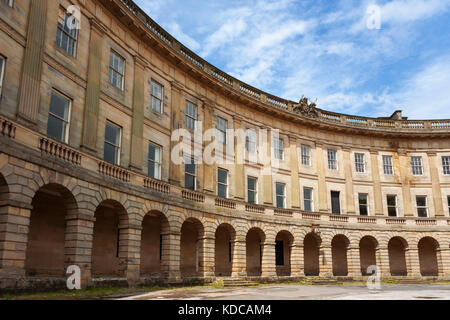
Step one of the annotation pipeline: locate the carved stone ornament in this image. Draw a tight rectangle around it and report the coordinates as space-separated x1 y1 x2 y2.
292 96 319 118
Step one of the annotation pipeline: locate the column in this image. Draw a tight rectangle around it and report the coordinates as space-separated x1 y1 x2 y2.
370 150 384 216
202 101 215 194
80 18 107 153
129 56 148 170
17 0 48 123
343 147 356 215
427 152 445 217
316 143 328 212
261 242 276 278
262 128 273 205
198 233 215 278
169 82 183 186
231 237 247 278
407 247 421 278
290 242 304 277
347 246 361 277
438 248 450 278
0 203 32 278
161 231 181 282
289 136 301 208
319 245 333 277
377 247 390 278
397 150 413 216
118 224 142 286
64 211 95 288
233 117 245 200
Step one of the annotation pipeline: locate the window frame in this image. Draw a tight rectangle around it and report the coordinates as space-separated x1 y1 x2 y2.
216 117 227 144
150 80 164 114
331 191 341 215
303 187 314 212
47 90 72 143
358 193 369 216
416 195 428 218
442 156 450 175
56 6 79 57
274 137 284 160
108 50 125 91
387 195 398 217
355 153 365 173
185 101 197 130
411 156 423 176
275 182 286 209
245 129 257 153
328 149 338 170
301 145 311 166
148 142 162 180
104 120 122 165
247 176 258 204
217 168 229 199
184 155 197 191
0 55 5 98
383 155 394 175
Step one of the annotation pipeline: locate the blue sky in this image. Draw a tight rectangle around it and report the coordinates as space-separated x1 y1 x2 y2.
134 0 450 119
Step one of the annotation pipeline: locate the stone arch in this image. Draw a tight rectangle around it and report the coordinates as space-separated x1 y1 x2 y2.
418 237 440 277
388 236 408 276
303 232 322 276
25 183 78 277
246 227 266 277
331 234 350 276
215 223 236 277
92 199 129 277
359 236 379 276
275 230 294 277
180 217 204 277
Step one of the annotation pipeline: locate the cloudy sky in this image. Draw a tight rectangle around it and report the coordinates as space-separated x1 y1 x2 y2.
134 0 450 119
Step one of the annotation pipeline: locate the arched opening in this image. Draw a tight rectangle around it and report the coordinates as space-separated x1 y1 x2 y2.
180 218 204 278
215 224 236 277
25 184 77 276
275 231 294 277
140 210 170 277
388 237 408 276
332 235 349 276
92 200 127 277
418 237 439 277
303 233 321 276
359 236 378 276
246 228 265 277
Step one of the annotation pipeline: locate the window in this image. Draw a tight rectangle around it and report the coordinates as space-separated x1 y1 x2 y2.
359 193 369 216
387 195 397 217
216 118 227 144
301 145 311 166
47 91 71 143
218 168 228 198
248 177 257 204
150 81 163 113
331 191 341 214
246 130 256 153
274 138 284 160
0 55 5 97
328 149 338 170
442 156 450 175
276 183 286 209
304 187 313 212
56 6 78 57
411 156 423 175
185 101 197 130
109 51 125 90
416 196 428 218
104 121 122 165
355 153 365 173
275 241 284 266
184 156 196 190
383 155 394 175
148 143 162 180
448 196 450 213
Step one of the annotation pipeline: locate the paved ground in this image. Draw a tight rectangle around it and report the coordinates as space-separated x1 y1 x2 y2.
121 284 450 300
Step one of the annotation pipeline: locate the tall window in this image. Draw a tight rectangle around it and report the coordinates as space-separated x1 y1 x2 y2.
387 195 397 217
217 168 228 198
411 156 423 175
47 91 71 143
0 55 5 97
216 118 227 144
355 153 365 173
359 193 369 216
184 156 196 190
328 149 338 170
150 81 163 113
331 191 341 214
301 145 311 166
109 51 125 90
148 143 162 180
276 183 286 209
185 101 197 130
303 187 313 212
274 138 284 160
104 121 122 165
275 241 284 266
442 156 450 175
416 196 428 218
247 177 257 204
383 155 394 175
56 7 78 57
246 130 256 153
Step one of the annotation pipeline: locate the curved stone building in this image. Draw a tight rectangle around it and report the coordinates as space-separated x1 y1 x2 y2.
0 0 449 290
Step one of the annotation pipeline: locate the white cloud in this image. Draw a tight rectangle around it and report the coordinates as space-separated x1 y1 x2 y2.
167 23 200 52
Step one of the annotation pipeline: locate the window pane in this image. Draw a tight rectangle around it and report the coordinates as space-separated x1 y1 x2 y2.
47 115 64 141
104 143 117 164
49 92 70 120
331 192 340 214
276 183 285 196
248 190 256 204
418 208 428 218
416 196 427 207
218 184 227 198
218 169 227 184
359 194 368 205
185 163 196 175
387 196 396 206
276 196 285 209
388 207 397 217
248 178 256 191
105 122 120 145
148 161 155 178
185 174 195 190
